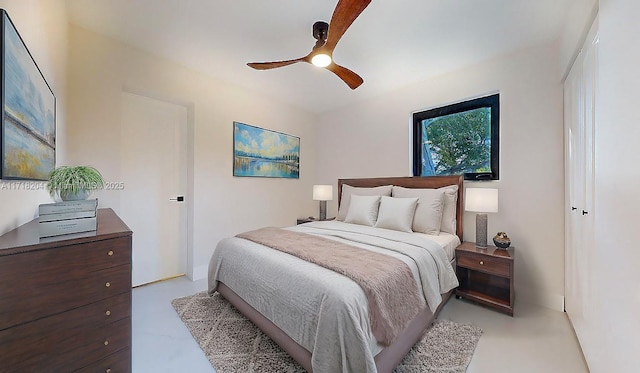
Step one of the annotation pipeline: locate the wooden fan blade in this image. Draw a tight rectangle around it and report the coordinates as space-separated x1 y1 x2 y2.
247 57 307 70
324 0 371 52
325 62 364 90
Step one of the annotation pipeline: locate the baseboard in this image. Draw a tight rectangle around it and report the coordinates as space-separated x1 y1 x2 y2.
192 264 208 281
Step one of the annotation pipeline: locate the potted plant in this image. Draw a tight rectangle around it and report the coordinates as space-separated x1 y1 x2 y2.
46 165 105 201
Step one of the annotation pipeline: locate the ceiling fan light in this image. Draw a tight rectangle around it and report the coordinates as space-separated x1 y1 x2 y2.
311 53 332 67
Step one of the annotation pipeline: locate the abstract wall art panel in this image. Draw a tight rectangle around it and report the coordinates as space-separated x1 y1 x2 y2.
1 9 56 180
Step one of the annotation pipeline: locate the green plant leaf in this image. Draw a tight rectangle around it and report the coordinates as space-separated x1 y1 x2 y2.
46 165 105 198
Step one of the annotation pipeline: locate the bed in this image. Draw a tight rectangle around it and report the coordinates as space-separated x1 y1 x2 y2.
208 175 464 372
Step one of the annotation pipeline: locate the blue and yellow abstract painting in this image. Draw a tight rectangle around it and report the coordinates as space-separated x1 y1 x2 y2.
233 122 299 179
1 11 55 180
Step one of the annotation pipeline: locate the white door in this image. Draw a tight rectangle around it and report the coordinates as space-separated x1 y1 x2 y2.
120 92 188 286
564 58 585 326
564 19 598 345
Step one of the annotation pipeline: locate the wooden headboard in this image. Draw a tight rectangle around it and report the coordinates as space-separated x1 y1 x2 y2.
337 175 464 241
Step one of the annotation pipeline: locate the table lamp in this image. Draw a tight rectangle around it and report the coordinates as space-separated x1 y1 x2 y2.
465 188 499 248
313 185 333 220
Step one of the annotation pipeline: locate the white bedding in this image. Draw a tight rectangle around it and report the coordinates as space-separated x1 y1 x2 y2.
415 231 461 261
208 220 459 373
300 222 460 261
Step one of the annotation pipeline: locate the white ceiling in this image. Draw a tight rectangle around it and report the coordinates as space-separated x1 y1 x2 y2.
65 0 575 114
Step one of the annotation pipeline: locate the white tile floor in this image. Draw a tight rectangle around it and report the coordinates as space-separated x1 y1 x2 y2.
132 276 589 373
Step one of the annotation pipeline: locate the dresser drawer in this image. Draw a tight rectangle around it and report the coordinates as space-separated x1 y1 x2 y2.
0 293 131 371
457 252 510 277
75 347 131 373
0 262 131 330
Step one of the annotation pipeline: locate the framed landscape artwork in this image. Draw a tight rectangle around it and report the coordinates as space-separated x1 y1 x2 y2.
233 122 300 179
1 10 56 180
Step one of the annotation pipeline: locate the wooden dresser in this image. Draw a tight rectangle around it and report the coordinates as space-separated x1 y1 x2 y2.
0 208 132 372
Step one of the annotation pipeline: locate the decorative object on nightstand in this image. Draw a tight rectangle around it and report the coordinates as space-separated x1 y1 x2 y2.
455 241 515 316
313 185 333 221
465 188 498 248
493 232 511 249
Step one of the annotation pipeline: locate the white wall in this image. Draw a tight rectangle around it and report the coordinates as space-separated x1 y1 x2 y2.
66 25 318 279
0 0 68 235
558 0 598 80
316 42 565 310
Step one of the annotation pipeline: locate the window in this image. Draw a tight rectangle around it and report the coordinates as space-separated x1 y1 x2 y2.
412 94 499 180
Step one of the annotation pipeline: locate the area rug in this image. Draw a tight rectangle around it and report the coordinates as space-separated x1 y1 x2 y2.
172 291 482 373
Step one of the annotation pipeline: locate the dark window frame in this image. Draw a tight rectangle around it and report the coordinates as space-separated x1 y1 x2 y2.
412 94 500 181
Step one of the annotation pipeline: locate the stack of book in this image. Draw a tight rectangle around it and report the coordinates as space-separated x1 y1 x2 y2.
38 199 98 238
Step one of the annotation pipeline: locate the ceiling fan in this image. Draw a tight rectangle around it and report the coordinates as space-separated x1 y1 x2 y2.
247 0 371 90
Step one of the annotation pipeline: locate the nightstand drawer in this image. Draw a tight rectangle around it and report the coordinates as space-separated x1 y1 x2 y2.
457 252 510 277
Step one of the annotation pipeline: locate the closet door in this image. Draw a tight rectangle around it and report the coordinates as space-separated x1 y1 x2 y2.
564 56 585 327
564 18 597 346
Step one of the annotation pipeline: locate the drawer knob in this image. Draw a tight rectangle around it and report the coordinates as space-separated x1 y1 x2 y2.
104 340 109 346
105 282 111 288
480 261 484 265
105 310 111 316
108 250 114 256
106 369 112 373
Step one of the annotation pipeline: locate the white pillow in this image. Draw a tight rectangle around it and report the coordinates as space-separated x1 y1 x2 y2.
374 196 419 232
438 185 459 235
392 186 445 234
344 195 381 226
337 185 392 221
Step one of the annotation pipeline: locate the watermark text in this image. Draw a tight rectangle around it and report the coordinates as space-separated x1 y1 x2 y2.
0 181 126 191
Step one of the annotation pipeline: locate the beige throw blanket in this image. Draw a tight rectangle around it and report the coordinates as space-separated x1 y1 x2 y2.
236 227 426 346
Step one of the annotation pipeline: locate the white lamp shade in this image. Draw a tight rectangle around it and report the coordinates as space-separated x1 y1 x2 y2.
465 188 498 213
313 185 333 201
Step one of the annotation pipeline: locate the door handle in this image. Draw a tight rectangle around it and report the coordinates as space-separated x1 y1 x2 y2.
571 207 577 211
582 210 588 215
170 196 184 202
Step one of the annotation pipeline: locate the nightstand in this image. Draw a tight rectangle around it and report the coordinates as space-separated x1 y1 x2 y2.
455 241 515 316
296 217 334 225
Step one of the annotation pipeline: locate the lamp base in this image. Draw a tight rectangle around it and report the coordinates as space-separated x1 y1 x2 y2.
475 213 488 248
319 200 327 221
